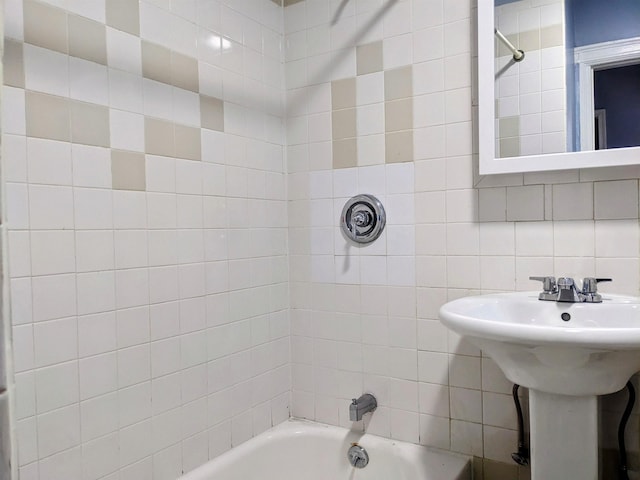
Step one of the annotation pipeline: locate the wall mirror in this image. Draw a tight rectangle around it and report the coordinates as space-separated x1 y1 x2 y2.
478 0 640 174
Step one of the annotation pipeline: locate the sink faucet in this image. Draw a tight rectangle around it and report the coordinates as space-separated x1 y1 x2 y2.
530 276 612 303
349 394 377 421
557 277 582 302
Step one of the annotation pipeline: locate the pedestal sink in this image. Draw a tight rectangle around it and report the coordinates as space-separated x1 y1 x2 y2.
439 292 640 480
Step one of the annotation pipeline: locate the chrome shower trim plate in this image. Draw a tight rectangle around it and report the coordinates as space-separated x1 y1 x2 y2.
340 194 386 244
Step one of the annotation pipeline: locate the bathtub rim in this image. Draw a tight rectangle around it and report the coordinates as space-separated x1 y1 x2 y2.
179 417 472 480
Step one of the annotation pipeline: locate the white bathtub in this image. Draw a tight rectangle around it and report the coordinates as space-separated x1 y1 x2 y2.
180 419 471 480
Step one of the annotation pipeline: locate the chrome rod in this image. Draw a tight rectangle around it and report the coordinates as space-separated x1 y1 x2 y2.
495 28 525 62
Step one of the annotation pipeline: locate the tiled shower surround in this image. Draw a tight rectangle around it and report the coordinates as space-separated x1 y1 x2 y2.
284 0 640 479
3 1 640 480
3 0 289 478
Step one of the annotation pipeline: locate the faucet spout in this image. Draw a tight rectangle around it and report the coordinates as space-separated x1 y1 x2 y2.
556 277 583 302
349 394 377 422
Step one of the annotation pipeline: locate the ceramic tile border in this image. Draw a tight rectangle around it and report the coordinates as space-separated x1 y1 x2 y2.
478 180 640 222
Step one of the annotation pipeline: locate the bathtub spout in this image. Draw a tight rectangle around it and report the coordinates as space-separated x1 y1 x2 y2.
349 394 377 421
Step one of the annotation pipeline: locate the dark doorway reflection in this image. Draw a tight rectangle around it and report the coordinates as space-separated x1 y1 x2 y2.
594 63 640 149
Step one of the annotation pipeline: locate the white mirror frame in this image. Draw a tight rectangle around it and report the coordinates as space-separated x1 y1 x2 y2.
478 0 640 175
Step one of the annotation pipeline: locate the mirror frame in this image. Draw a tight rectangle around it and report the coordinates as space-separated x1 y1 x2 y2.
478 0 640 175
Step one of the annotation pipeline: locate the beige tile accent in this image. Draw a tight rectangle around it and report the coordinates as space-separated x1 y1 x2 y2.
331 78 356 110
112 150 146 191
332 108 357 140
519 29 540 52
499 137 520 158
71 101 110 147
385 66 413 101
175 125 202 161
385 99 413 132
541 24 564 49
69 15 108 65
145 117 175 157
385 131 413 163
506 185 544 221
200 95 225 131
171 52 199 93
142 41 172 85
4 39 25 88
106 0 140 36
26 91 70 141
24 0 68 54
357 41 383 76
284 0 304 5
333 139 357 169
499 116 519 138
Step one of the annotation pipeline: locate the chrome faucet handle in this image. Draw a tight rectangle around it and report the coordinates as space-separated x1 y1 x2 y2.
529 276 557 293
581 277 612 303
581 277 612 294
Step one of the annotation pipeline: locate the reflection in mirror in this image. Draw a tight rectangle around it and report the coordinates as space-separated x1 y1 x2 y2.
493 0 640 159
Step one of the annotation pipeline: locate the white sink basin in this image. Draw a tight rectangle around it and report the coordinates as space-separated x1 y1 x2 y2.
439 292 640 396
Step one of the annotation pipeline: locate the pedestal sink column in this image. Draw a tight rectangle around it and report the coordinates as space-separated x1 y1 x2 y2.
529 390 598 480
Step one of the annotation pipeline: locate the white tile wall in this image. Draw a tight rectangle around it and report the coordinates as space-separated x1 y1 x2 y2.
5 0 289 479
285 0 640 476
5 0 640 478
